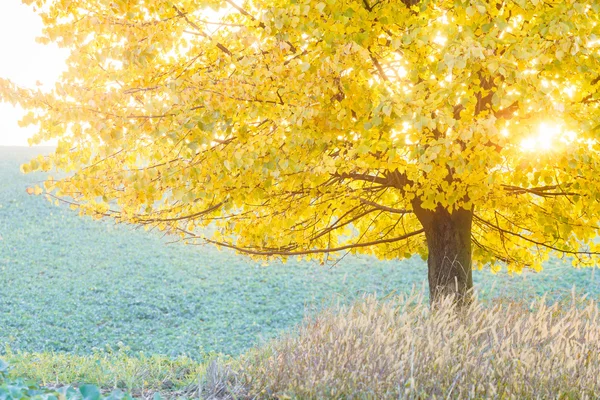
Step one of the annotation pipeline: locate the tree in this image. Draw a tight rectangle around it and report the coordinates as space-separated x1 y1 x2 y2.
2 0 600 306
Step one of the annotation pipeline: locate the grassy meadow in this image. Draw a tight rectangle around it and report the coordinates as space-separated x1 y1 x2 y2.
1 146 600 398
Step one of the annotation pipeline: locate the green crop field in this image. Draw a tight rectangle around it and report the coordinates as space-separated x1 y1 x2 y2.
1 146 598 360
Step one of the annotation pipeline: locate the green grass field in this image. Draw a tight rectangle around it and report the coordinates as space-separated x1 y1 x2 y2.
1 146 599 360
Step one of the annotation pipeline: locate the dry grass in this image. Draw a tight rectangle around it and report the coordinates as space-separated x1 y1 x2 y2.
6 289 600 399
239 289 600 399
176 359 249 400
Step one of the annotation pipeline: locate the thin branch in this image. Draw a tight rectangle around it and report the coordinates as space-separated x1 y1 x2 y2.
369 53 389 82
359 198 412 214
224 0 265 28
502 184 578 197
333 172 389 186
173 6 232 56
197 229 425 256
307 207 379 242
136 201 225 223
473 214 600 256
193 20 245 27
76 104 204 120
333 170 410 189
471 234 513 264
223 0 299 54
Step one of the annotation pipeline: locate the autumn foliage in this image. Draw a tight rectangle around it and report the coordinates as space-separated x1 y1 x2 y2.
2 0 600 302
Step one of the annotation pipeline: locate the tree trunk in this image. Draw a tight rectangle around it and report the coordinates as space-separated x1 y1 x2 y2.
412 202 474 308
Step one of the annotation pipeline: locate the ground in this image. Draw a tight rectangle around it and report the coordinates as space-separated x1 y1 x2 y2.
1 146 598 360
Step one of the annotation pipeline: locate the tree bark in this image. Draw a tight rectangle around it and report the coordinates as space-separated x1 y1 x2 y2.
412 202 474 308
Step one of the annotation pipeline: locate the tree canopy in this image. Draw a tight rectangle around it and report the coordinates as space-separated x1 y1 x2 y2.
2 0 600 300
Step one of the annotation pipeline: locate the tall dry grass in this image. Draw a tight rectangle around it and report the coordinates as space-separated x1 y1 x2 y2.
240 289 600 399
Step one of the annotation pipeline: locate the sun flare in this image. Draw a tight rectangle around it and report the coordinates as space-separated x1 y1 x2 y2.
519 122 577 153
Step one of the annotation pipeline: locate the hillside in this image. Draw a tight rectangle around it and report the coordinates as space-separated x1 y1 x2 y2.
0 146 598 359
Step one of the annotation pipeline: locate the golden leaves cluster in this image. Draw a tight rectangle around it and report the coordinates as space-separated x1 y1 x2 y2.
2 0 600 271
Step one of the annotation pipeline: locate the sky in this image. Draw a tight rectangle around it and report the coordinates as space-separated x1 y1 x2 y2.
0 1 67 146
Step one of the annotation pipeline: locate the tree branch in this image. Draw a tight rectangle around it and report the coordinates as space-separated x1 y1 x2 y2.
473 214 600 256
359 198 412 214
369 52 388 82
223 0 299 54
198 229 425 256
502 184 578 197
333 172 389 186
333 170 411 190
494 101 519 119
471 234 513 264
136 201 225 223
173 6 232 56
